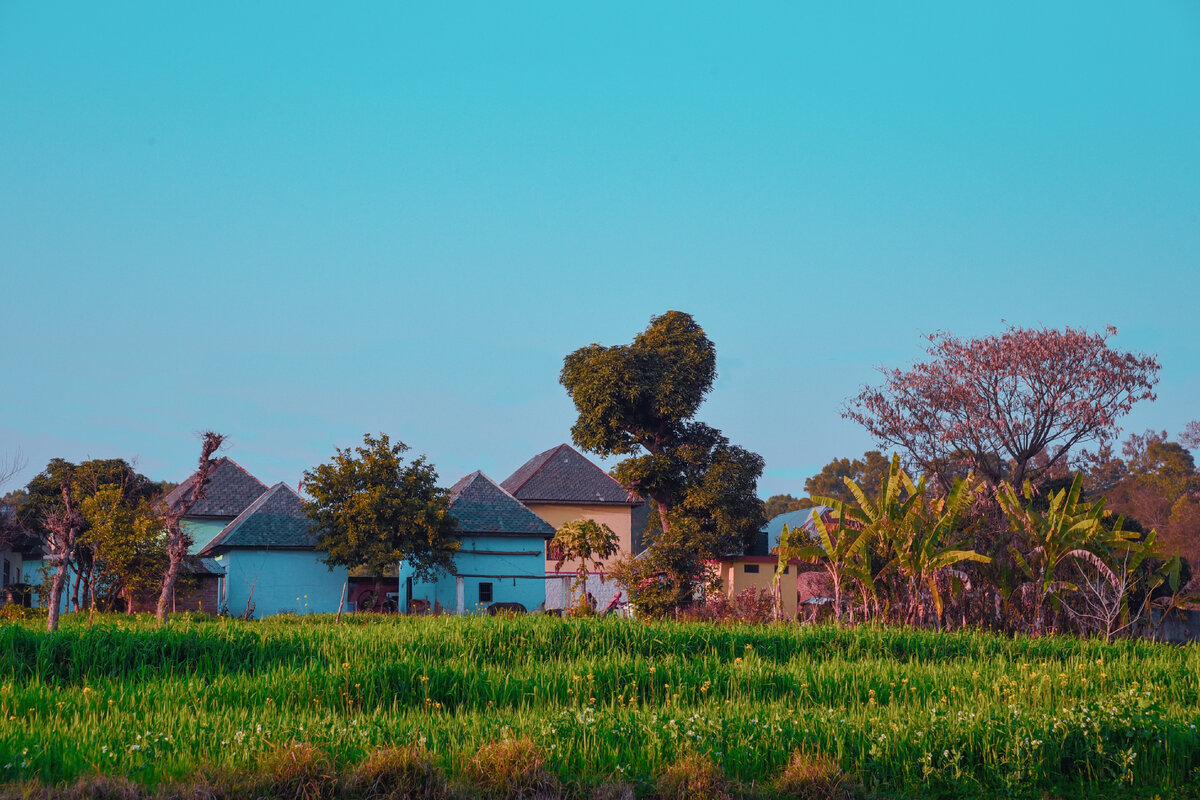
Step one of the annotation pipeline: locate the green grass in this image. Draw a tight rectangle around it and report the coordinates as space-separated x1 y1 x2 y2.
1 612 1198 798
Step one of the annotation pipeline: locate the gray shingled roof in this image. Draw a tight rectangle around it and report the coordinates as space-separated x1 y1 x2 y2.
165 457 269 519
501 444 638 505
198 482 317 554
449 471 556 537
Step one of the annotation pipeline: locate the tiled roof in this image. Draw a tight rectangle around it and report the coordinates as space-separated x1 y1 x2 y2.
448 472 556 538
165 457 269 519
198 482 317 554
501 444 638 505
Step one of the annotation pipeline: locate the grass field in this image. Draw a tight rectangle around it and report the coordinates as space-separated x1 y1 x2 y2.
1 612 1198 799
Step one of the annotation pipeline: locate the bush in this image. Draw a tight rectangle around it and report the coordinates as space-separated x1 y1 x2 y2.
460 737 559 799
772 750 849 800
0 604 45 622
655 752 730 800
346 743 447 800
250 742 338 800
679 588 777 625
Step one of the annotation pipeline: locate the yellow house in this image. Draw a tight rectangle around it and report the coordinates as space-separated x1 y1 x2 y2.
501 443 645 583
713 555 800 620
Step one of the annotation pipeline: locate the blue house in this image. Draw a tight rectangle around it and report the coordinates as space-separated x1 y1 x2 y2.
198 482 348 616
401 471 555 613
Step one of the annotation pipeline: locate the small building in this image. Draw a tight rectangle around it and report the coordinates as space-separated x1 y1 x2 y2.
502 443 646 610
401 471 555 614
198 482 348 616
710 507 836 621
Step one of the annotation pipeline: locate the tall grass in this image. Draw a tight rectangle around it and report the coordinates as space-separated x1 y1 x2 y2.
1 613 1198 799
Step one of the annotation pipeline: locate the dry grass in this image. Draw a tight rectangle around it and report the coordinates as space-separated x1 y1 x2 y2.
460 737 560 800
654 752 729 800
345 743 447 800
771 750 849 800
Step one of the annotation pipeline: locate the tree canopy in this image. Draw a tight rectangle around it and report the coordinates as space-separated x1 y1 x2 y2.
302 433 458 587
561 312 765 613
845 325 1160 488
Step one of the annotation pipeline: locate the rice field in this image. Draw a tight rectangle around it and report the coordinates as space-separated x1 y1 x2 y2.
1 612 1199 799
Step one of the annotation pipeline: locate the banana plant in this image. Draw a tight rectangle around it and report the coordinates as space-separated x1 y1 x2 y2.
997 474 1131 634
790 503 875 623
876 472 990 627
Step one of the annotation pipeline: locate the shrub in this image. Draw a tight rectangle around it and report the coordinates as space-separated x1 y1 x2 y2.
346 743 447 800
0 604 45 622
460 737 559 799
772 750 849 800
655 752 730 800
250 742 337 800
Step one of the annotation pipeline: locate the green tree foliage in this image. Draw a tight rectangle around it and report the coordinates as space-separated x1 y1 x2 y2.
1083 427 1200 568
763 494 805 520
79 486 167 613
302 434 458 597
802 450 891 508
21 458 161 614
551 519 619 612
561 312 766 614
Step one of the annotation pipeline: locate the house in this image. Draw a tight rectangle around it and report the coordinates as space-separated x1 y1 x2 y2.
501 443 646 610
401 471 554 614
710 507 837 620
198 482 348 617
0 504 37 607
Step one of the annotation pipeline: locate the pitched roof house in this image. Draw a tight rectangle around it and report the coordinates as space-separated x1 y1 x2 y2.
502 444 647 612
400 471 555 614
199 482 347 617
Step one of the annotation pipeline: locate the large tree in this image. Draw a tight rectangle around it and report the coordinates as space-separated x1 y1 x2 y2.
302 433 458 605
845 325 1160 489
561 312 766 611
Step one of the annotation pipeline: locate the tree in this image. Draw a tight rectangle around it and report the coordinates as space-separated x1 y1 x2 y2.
43 480 82 632
561 312 766 611
302 433 458 605
551 519 619 612
764 494 806 520
803 451 891 508
79 486 167 614
845 325 1160 489
156 432 226 625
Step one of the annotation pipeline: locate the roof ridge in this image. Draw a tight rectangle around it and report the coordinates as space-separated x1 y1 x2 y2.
197 481 290 555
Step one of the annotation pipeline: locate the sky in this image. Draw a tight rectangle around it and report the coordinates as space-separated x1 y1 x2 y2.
2 2 1198 498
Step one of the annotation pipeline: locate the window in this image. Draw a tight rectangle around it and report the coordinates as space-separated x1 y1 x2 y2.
478 582 493 603
743 564 759 574
547 543 565 563
1 559 8 588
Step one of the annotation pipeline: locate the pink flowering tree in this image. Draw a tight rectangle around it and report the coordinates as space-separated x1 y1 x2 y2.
845 325 1160 489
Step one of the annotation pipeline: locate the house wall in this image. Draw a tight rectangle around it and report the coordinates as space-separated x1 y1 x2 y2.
184 518 232 554
213 550 348 617
401 533 548 613
2 550 24 588
717 560 798 620
525 503 633 573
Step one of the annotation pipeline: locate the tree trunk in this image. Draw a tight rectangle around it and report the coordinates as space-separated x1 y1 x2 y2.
47 561 69 632
156 525 188 625
335 581 347 623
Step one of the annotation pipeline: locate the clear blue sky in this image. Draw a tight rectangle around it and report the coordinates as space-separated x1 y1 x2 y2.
2 2 1198 497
